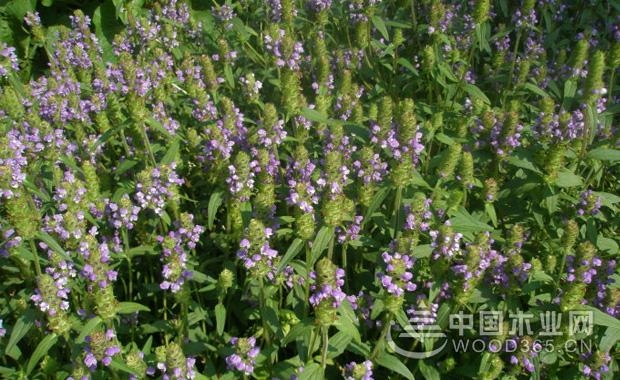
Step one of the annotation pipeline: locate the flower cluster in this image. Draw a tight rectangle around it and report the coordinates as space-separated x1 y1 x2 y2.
577 190 602 216
159 214 204 292
155 342 197 380
83 329 121 370
237 219 280 280
264 29 305 70
134 163 184 215
310 258 348 326
344 360 374 380
378 251 417 297
580 351 612 379
429 223 464 260
226 337 260 375
0 42 19 78
105 195 141 230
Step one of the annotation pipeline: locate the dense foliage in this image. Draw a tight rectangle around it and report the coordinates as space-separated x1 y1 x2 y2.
0 0 619 379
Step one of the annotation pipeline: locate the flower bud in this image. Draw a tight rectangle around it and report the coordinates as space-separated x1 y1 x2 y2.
422 45 435 71
583 50 605 105
569 39 589 75
355 21 370 49
6 193 40 240
218 268 234 289
297 212 315 240
438 144 462 179
281 70 300 115
95 287 118 321
609 42 620 69
0 87 24 119
473 0 491 24
483 178 498 202
544 144 565 183
560 282 586 312
125 351 148 377
459 151 475 188
378 96 393 132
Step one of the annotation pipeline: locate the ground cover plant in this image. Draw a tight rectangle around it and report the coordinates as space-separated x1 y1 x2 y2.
0 0 619 379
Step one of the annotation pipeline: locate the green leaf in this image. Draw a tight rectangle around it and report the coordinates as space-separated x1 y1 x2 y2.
523 83 549 98
412 244 432 258
449 208 492 233
283 319 314 345
76 317 102 344
215 303 226 336
327 331 352 359
117 302 150 314
310 226 334 266
505 155 542 174
207 191 224 230
92 0 121 62
419 360 441 380
371 15 389 40
125 245 156 258
464 84 490 105
5 311 35 360
335 300 361 343
224 65 235 87
160 138 180 165
363 187 389 224
114 159 139 175
4 0 36 21
397 58 418 74
110 358 140 375
36 231 68 258
435 133 455 146
301 108 328 124
599 327 620 352
597 236 619 254
277 238 304 274
261 306 282 338
581 305 620 330
563 79 577 106
587 148 620 162
555 169 583 188
0 366 15 376
26 333 58 375
298 362 324 380
376 352 415 380
485 203 497 227
145 117 171 137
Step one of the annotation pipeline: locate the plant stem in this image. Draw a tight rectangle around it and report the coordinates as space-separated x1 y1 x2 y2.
321 326 329 369
29 239 41 278
327 234 335 261
259 278 272 346
392 186 403 239
370 313 393 360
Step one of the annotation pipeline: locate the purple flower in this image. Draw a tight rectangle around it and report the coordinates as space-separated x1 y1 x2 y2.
378 251 417 296
158 215 204 293
344 360 373 380
307 0 332 13
226 337 260 375
0 42 19 77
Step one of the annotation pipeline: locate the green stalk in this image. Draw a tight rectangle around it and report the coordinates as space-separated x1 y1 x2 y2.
392 186 403 239
327 234 335 261
29 240 41 278
370 312 393 360
321 326 329 369
259 278 272 346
